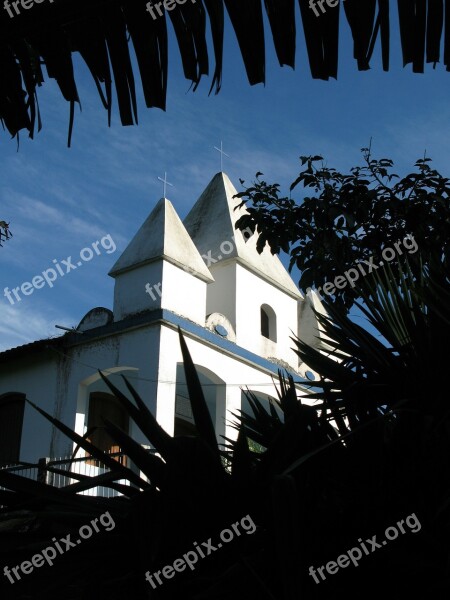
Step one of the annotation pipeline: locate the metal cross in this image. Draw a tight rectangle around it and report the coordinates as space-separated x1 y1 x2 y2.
158 172 173 198
214 141 230 172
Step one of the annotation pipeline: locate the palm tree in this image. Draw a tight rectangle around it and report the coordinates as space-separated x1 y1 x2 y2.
1 0 448 144
0 258 448 598
232 256 450 596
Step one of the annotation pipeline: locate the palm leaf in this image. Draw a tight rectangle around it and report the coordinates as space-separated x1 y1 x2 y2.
2 0 445 142
99 370 173 459
26 399 146 489
178 327 221 460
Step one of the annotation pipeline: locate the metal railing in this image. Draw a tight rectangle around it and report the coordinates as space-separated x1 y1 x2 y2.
0 449 147 499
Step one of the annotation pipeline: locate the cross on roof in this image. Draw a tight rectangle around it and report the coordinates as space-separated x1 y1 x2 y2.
214 141 230 172
158 172 174 198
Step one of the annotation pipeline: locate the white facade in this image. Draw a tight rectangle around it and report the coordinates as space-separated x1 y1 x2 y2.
0 172 324 469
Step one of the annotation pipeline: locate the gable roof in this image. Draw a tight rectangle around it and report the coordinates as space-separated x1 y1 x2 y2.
184 172 301 298
109 197 214 282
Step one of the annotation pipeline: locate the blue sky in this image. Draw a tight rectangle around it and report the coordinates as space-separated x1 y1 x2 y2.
1 4 449 351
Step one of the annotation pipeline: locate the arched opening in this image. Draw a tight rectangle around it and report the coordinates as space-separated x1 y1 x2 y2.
174 364 226 447
240 390 283 452
261 304 277 342
86 392 129 464
75 366 138 454
0 393 26 466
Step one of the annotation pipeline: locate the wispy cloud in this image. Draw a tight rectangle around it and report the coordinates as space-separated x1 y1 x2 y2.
0 303 67 352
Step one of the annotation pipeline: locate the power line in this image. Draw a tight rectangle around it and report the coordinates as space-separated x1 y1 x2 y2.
47 346 308 388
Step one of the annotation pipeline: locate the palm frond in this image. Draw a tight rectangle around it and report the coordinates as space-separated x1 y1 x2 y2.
1 0 448 143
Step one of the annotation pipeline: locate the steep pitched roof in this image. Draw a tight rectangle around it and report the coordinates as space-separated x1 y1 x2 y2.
109 197 213 283
184 172 300 298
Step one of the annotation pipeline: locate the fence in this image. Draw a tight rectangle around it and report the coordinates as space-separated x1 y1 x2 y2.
0 449 147 500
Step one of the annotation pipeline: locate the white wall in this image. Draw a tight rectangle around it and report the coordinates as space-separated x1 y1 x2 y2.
113 260 209 324
0 325 164 464
69 326 162 453
160 261 208 324
206 261 237 329
234 264 299 369
206 261 300 371
113 261 163 320
156 324 292 444
0 356 59 462
0 313 308 468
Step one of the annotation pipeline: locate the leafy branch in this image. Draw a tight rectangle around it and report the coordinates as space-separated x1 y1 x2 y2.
0 220 12 246
234 148 450 308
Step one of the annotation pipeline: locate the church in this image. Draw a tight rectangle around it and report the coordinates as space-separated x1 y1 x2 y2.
0 172 325 472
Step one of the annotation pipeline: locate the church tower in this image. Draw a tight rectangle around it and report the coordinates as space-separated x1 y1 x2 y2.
109 196 214 322
184 172 302 371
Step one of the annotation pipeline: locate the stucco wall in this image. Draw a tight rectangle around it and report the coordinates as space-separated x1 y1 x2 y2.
234 264 299 369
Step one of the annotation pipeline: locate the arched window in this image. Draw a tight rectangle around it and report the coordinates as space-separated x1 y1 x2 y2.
87 392 129 463
0 393 25 466
261 304 277 342
174 364 225 444
240 390 283 452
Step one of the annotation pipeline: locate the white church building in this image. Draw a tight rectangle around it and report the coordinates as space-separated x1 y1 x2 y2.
0 172 325 472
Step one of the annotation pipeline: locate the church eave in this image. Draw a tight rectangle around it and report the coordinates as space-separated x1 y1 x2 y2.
109 254 214 284
234 258 301 299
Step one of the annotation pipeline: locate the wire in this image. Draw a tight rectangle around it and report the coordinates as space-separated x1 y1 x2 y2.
47 346 308 388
